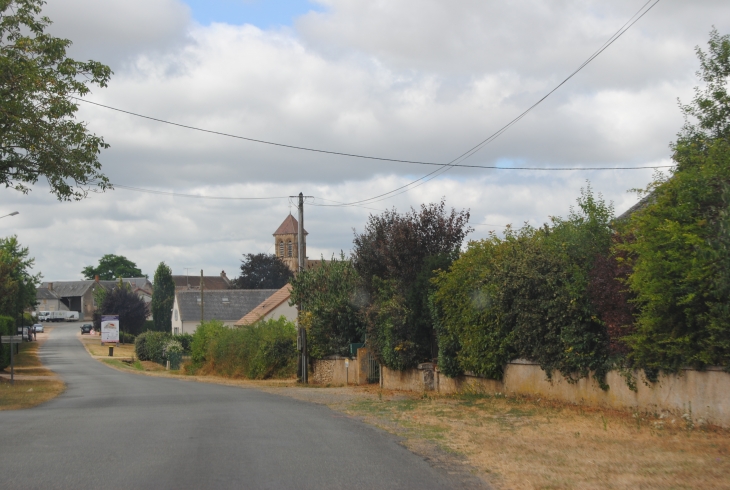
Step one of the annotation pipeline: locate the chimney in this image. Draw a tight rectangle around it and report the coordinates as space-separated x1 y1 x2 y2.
48 282 53 291
220 270 228 280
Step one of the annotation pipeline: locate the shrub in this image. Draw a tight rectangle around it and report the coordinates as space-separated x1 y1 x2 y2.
177 333 194 353
191 317 297 379
0 315 15 370
135 331 169 364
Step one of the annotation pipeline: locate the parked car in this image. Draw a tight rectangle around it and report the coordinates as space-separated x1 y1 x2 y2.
80 324 93 334
33 324 44 333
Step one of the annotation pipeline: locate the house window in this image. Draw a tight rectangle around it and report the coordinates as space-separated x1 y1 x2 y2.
174 327 179 335
174 309 178 321
287 240 293 257
279 241 284 257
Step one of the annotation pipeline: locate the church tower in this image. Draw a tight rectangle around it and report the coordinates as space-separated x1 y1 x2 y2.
273 214 307 273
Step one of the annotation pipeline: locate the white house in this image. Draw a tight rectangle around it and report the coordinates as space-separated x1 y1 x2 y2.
234 284 296 326
171 289 279 335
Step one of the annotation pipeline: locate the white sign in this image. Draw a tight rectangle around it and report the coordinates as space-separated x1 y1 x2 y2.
101 315 120 344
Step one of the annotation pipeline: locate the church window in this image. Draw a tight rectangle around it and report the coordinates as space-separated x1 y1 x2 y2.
287 240 293 257
279 241 284 257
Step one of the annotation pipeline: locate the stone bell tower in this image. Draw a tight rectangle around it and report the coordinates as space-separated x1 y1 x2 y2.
273 214 307 273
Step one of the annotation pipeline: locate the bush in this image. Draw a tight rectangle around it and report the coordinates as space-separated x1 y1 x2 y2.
431 187 614 386
120 331 136 344
135 331 170 364
191 317 297 379
0 315 15 370
177 333 194 353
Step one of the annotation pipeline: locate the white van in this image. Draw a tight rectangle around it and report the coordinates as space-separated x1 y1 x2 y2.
37 311 51 322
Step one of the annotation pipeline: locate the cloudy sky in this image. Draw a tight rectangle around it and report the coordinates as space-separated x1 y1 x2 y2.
3 0 729 281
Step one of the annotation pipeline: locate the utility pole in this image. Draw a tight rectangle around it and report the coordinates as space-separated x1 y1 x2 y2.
200 269 204 325
290 192 312 384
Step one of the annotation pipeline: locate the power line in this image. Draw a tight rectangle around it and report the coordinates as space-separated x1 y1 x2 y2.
326 0 663 207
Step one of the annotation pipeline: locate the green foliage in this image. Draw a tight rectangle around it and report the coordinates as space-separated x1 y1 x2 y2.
432 186 614 385
353 199 471 369
619 30 730 373
234 253 292 289
190 317 297 379
289 253 365 359
0 315 14 369
151 262 174 332
93 281 148 336
120 331 135 344
82 254 144 280
0 0 112 200
0 235 40 319
134 331 169 364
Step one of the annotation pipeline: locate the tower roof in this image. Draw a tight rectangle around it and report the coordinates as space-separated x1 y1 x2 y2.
273 214 308 236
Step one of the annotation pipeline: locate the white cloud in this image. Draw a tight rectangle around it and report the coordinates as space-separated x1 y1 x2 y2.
5 0 729 279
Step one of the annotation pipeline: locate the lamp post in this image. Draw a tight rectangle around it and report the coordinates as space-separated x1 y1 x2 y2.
0 211 19 219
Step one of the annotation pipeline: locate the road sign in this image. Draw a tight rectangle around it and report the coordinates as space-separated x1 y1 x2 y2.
1 335 22 344
101 315 120 344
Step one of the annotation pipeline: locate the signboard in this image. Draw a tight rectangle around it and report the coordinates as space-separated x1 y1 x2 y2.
1 335 22 344
101 315 120 344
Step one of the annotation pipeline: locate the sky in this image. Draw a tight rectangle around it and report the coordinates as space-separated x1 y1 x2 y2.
2 0 730 281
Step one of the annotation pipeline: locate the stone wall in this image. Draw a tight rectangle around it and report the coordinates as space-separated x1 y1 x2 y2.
377 360 730 428
311 356 357 385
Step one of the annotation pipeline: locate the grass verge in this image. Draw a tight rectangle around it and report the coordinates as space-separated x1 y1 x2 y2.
0 378 66 410
78 334 136 358
340 390 730 489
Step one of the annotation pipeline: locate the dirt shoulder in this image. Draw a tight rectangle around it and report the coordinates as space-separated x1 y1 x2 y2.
0 328 66 410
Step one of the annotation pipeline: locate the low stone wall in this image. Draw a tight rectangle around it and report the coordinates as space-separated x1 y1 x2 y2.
377 360 730 428
311 356 357 385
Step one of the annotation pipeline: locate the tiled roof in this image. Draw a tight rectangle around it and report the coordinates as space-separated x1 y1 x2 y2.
123 277 153 293
273 214 308 236
40 280 117 298
175 289 278 322
235 284 292 325
36 288 59 300
172 275 230 290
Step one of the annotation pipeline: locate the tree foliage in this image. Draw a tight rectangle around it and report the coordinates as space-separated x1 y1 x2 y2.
290 253 365 359
151 261 174 332
432 187 615 385
353 199 471 369
619 29 730 374
0 235 40 320
1 0 112 200
93 281 148 337
82 254 144 280
234 253 292 289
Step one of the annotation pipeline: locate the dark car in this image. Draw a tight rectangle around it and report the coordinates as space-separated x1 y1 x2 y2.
80 324 93 334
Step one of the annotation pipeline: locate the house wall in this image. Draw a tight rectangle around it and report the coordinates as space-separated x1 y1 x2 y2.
261 301 298 323
36 298 65 312
311 357 358 385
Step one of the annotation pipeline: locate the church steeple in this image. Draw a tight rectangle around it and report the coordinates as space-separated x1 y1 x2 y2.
273 215 308 273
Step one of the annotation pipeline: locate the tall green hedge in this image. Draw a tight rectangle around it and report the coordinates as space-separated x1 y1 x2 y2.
431 187 614 386
0 315 15 370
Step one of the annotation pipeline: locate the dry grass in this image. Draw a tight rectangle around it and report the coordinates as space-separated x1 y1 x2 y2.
0 378 66 410
78 334 136 358
342 390 730 489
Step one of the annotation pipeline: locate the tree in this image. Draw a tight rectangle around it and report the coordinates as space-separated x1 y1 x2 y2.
93 281 148 337
289 253 365 359
0 235 40 322
1 0 113 200
619 29 730 374
352 199 471 369
82 254 144 280
234 253 292 289
151 262 175 332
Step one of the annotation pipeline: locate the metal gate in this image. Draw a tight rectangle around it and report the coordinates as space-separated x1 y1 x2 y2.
365 351 380 384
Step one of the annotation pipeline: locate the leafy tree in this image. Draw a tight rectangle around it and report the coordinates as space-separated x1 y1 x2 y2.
234 253 292 289
151 261 174 332
290 253 365 359
93 280 148 337
1 0 112 200
0 235 40 322
353 199 471 369
619 29 730 373
82 254 144 280
431 187 615 385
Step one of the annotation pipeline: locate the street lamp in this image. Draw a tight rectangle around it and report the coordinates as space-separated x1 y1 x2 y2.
0 211 19 219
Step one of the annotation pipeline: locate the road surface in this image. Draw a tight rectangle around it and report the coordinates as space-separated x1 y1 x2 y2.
1 323 470 489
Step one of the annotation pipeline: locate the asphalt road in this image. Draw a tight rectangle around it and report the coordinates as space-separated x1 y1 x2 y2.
0 323 467 489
